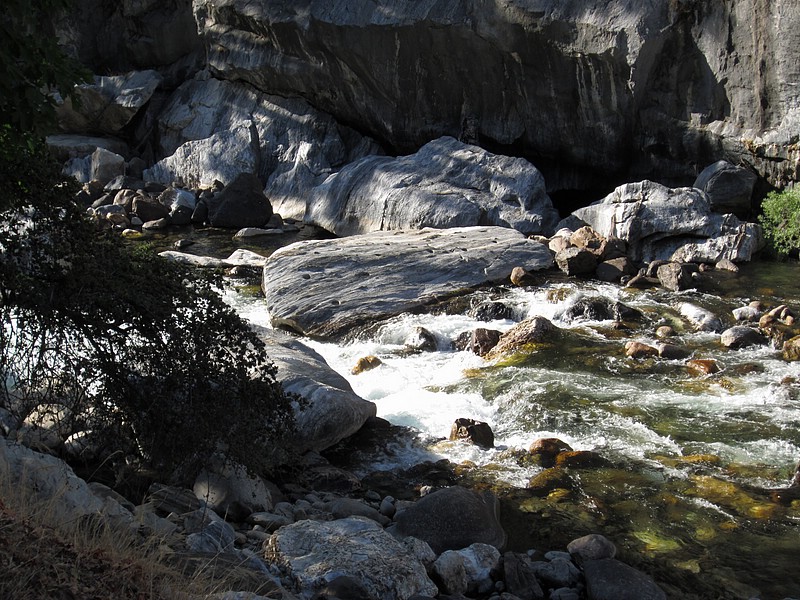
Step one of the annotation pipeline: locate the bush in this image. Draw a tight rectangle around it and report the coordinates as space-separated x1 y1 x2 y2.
758 188 800 258
0 128 298 485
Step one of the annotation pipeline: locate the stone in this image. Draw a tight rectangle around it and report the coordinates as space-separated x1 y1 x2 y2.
625 341 659 359
656 262 695 292
132 196 169 223
257 328 377 453
265 517 438 600
567 181 763 264
656 343 691 360
582 558 666 600
595 257 636 282
567 534 617 562
305 136 560 237
556 296 642 323
352 355 383 375
693 160 757 218
46 134 130 163
782 336 800 362
555 246 598 276
469 328 502 357
485 316 559 359
555 450 607 469
186 517 237 554
406 327 438 352
471 302 514 322
530 558 581 590
328 498 390 526
205 172 273 229
449 418 495 449
732 306 761 321
680 303 724 333
510 266 537 286
720 326 768 349
527 468 573 495
247 512 293 533
262 226 553 339
529 438 573 468
193 457 273 521
57 70 163 134
687 359 720 376
432 543 501 596
389 486 506 554
503 552 545 600
655 325 675 339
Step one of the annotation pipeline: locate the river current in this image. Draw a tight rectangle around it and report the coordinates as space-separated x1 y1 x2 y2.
208 227 800 599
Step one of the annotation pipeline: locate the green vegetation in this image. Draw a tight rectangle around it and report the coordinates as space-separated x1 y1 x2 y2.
758 188 800 259
0 0 297 486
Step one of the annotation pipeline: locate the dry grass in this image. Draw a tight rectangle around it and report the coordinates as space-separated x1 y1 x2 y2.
0 469 275 600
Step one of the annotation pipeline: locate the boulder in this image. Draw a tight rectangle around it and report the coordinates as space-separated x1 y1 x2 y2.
305 136 560 237
256 328 377 453
57 70 163 134
555 246 598 276
262 226 553 338
485 316 560 359
556 296 642 323
389 486 506 554
720 326 768 349
625 341 659 359
469 328 502 357
582 558 666 600
351 355 383 375
693 160 757 218
529 438 573 468
46 134 130 162
566 181 762 263
205 172 273 229
567 534 617 562
782 336 800 362
530 557 582 590
680 303 724 333
449 418 495 449
144 77 379 218
595 257 636 282
193 457 273 521
65 147 127 185
656 262 695 292
265 517 438 600
132 196 169 223
432 543 501 596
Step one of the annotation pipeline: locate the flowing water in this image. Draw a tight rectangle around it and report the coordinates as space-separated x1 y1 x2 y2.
223 241 800 599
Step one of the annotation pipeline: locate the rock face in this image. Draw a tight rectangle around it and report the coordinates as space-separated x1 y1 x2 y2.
306 136 560 237
194 0 800 190
265 517 439 600
261 226 553 338
567 180 763 263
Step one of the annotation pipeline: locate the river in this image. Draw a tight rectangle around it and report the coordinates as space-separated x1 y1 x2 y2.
176 227 800 599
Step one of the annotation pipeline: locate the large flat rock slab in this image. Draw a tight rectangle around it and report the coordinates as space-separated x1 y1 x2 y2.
262 226 553 338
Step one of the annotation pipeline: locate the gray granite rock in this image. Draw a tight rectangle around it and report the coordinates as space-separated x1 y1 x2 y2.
261 226 553 338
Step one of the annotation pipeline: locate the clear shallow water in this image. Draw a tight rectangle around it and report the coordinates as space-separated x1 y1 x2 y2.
228 259 800 599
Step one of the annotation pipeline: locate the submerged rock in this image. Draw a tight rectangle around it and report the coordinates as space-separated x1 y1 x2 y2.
262 226 552 338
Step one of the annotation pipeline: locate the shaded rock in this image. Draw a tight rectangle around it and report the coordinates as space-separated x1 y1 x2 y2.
557 296 642 324
57 70 163 134
328 498 389 526
306 136 560 237
656 262 695 292
471 301 514 322
485 317 559 359
449 418 495 449
555 450 607 469
193 458 272 521
469 328 502 357
47 134 130 163
432 543 501 596
529 438 573 469
555 246 598 276
265 517 438 600
389 486 506 554
693 160 757 218
527 468 573 495
582 558 666 600
720 326 768 349
262 226 552 339
257 328 377 453
206 172 273 229
132 196 169 223
406 327 438 352
567 534 616 562
595 257 636 282
503 552 545 600
656 343 691 360
530 558 581 590
510 266 538 286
